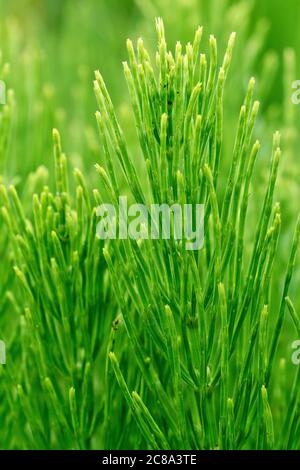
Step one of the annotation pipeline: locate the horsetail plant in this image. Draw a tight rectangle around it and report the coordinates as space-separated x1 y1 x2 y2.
93 19 300 450
0 16 299 451
0 130 117 449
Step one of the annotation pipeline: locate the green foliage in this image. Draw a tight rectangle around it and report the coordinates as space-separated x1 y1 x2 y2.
0 131 116 449
93 19 300 449
0 1 299 451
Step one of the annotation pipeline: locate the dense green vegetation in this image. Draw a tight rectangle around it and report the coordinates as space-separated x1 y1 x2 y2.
0 0 299 450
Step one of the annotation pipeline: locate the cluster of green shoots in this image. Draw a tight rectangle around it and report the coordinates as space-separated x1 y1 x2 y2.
0 132 116 449
0 18 299 450
94 18 300 449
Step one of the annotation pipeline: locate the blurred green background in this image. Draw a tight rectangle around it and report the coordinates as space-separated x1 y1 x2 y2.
0 0 299 178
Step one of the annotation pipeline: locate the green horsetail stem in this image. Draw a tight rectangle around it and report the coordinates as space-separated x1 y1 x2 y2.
94 19 300 450
0 15 299 451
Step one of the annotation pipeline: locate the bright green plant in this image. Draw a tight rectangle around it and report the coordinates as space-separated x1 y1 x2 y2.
0 130 117 449
94 18 300 450
0 11 299 451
